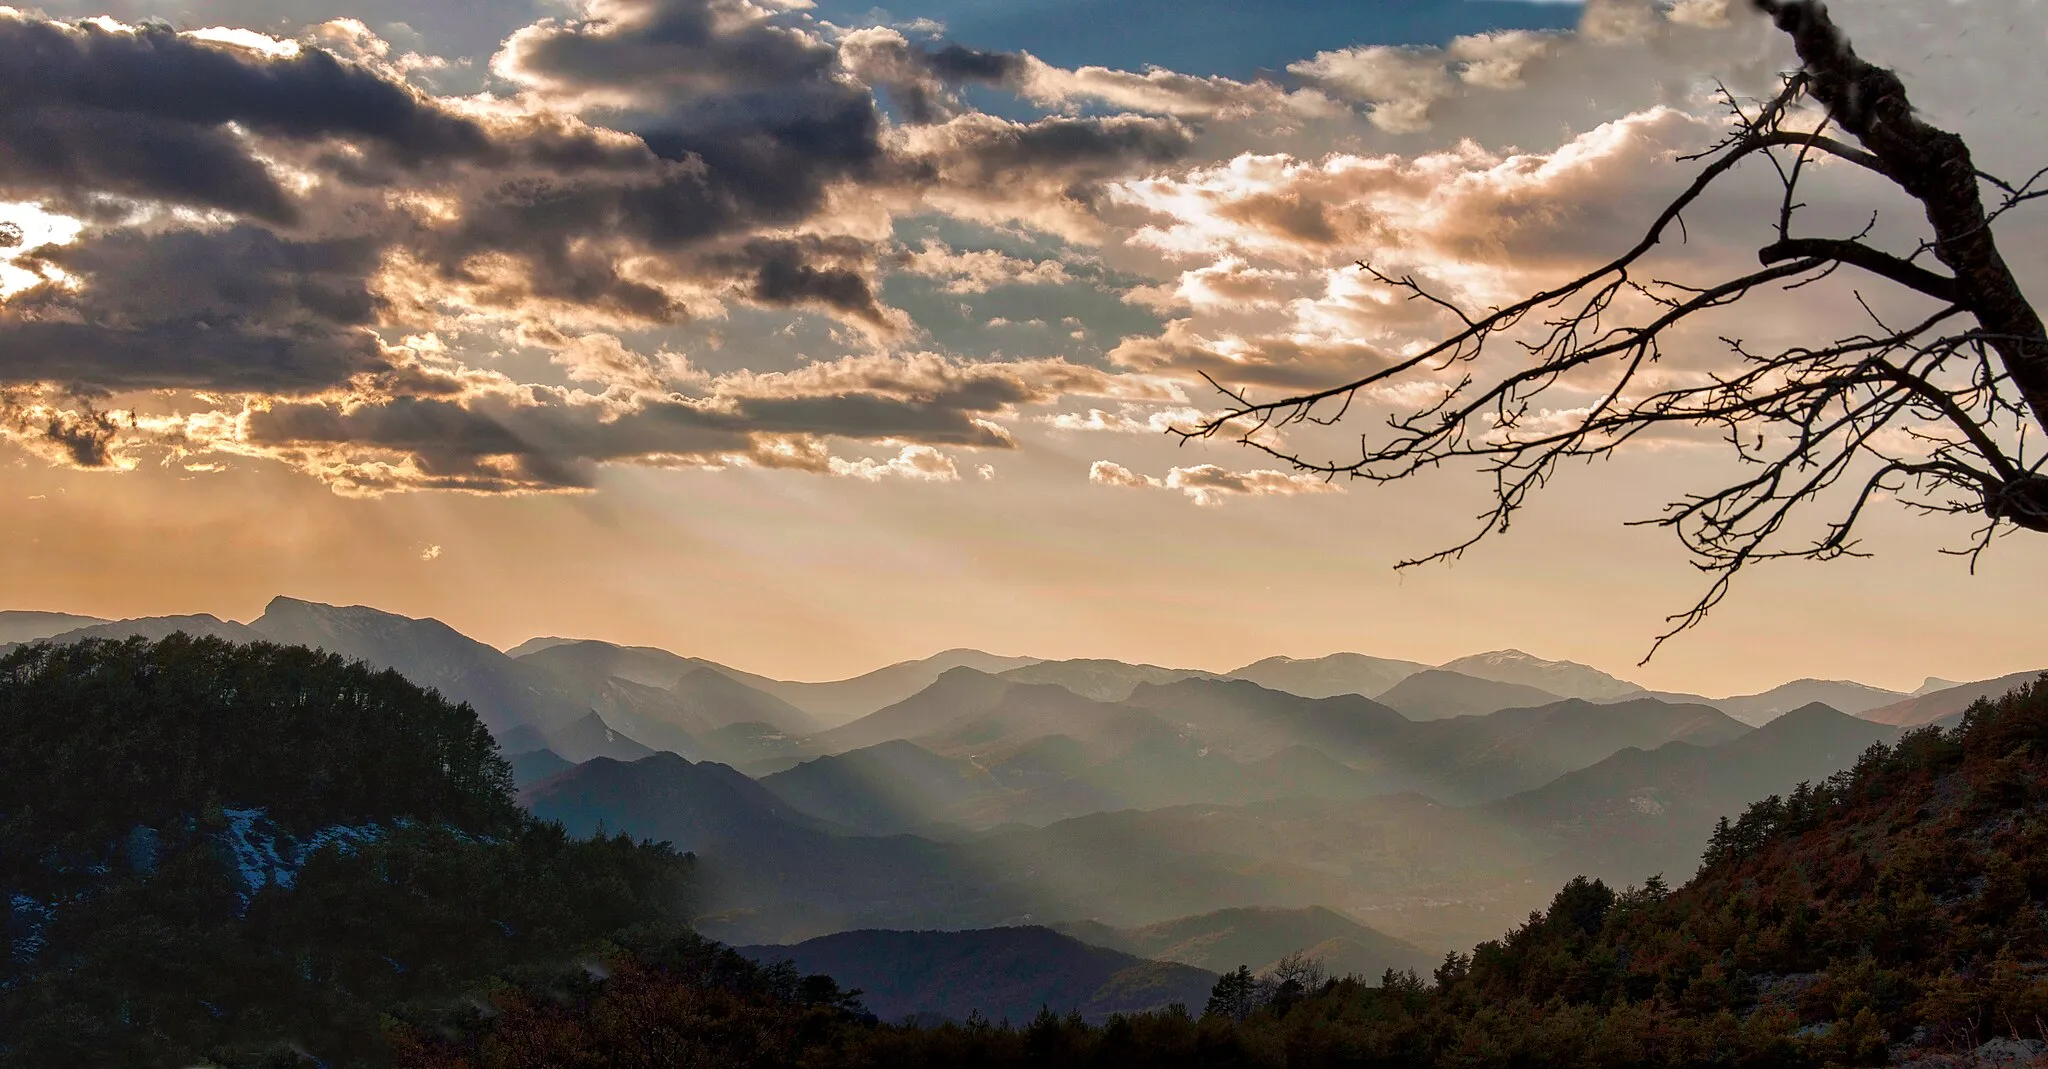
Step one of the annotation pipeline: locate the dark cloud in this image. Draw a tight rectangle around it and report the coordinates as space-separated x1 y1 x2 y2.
718 236 888 325
3 395 118 467
0 14 493 221
723 393 1014 446
924 44 1027 86
409 1 894 326
635 84 884 227
495 0 837 104
0 226 388 393
247 394 643 491
838 30 1026 124
933 113 1196 185
242 376 1015 491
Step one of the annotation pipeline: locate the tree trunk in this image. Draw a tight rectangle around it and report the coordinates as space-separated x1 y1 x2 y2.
1756 1 2048 528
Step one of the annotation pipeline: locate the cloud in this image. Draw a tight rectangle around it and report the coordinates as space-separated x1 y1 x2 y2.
1108 317 1397 391
1285 2 1771 136
902 110 1194 240
1097 103 1816 390
837 28 1024 123
0 226 390 393
1089 458 1342 506
0 0 1896 498
1 389 121 469
1044 404 1209 434
1289 46 1453 134
549 332 672 392
837 25 1327 124
895 240 1071 293
492 0 839 112
1012 57 1335 120
1114 108 1728 272
1087 458 1152 489
718 235 903 330
138 352 1168 493
828 443 960 481
0 12 493 223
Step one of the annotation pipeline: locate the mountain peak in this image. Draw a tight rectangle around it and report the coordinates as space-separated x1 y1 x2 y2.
257 596 499 647
1436 650 1644 701
1913 676 1963 696
1760 701 1851 725
932 664 1003 687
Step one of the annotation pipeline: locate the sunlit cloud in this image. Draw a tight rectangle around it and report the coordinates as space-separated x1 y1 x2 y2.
1089 459 1342 507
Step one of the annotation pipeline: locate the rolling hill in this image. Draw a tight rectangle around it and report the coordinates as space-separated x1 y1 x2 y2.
508 747 575 787
1375 669 1563 720
735 927 1215 1024
1435 650 1644 701
2 612 260 651
1709 678 1907 725
510 638 1000 734
1056 905 1434 978
1226 652 1429 699
1119 678 1409 761
0 610 106 645
536 711 657 763
760 740 998 835
996 658 1221 701
815 668 1131 755
1857 669 2045 727
1398 697 1751 801
1490 702 1900 884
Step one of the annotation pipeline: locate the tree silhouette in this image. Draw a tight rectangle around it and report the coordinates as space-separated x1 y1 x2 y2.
1182 0 2048 659
1202 965 1257 1022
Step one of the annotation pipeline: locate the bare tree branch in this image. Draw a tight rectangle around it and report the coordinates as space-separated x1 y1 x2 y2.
1174 0 2048 659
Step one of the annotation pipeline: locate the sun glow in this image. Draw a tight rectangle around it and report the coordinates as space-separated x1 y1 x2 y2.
0 202 84 298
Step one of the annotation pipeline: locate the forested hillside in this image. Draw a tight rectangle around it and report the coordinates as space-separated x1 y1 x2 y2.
0 636 697 1069
401 677 2048 1068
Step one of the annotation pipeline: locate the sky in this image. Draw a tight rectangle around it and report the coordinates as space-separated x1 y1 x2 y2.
2 0 2045 695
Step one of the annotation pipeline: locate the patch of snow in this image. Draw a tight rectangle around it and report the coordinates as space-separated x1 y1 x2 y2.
9 893 54 963
219 808 387 903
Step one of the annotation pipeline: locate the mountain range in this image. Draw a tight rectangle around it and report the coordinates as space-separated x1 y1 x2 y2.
514 691 1917 953
7 603 2024 743
5 598 2038 962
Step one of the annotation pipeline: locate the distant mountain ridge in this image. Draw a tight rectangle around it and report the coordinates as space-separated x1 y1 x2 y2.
0 610 107 645
1490 702 1900 883
1055 905 1434 978
1857 669 2046 727
1436 650 1645 701
1227 653 1429 700
997 658 1222 701
512 640 1041 729
1707 679 1907 725
8 599 1965 732
735 927 1215 1024
1375 670 1563 720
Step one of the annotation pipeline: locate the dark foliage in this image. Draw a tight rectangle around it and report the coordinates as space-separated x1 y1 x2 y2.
1 634 518 896
0 635 695 1069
